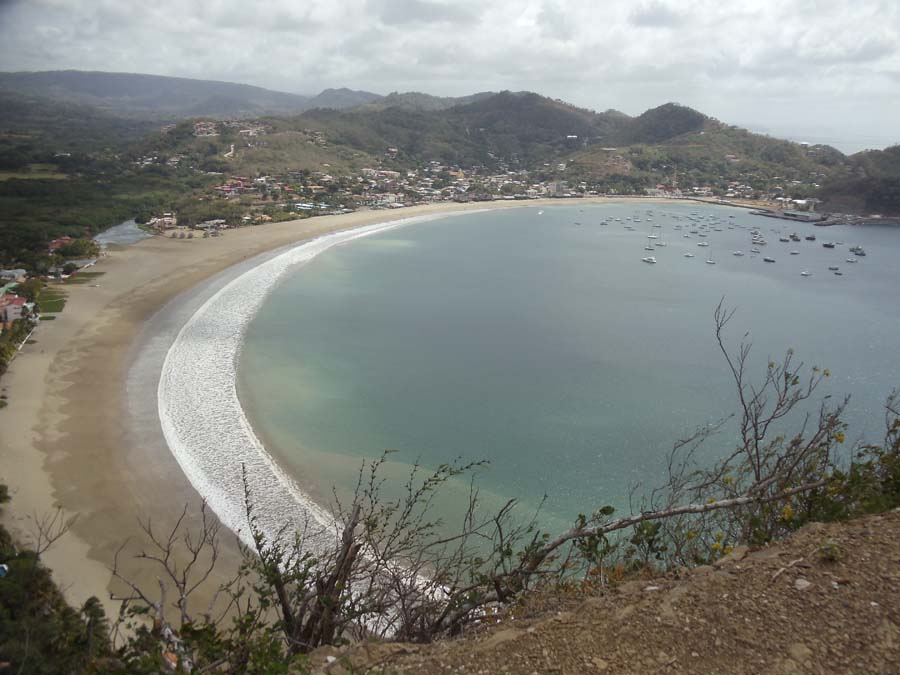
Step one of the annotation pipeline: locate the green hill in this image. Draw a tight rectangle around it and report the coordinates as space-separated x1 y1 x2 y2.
0 70 313 119
819 145 900 215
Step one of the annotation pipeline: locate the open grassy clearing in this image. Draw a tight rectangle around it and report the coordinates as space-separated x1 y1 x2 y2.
37 286 67 313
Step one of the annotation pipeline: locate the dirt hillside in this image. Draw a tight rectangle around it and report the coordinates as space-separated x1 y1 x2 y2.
311 509 900 674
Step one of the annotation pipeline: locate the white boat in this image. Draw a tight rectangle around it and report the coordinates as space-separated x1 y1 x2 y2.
790 250 799 255
641 256 657 264
705 258 716 265
801 270 811 277
644 245 655 251
846 258 858 263
697 241 710 247
537 210 544 215
684 252 694 258
733 251 744 256
751 247 761 253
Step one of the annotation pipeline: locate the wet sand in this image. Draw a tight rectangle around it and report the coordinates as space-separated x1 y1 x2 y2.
0 198 677 615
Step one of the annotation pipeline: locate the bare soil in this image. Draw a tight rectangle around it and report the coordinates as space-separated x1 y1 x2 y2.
311 509 900 674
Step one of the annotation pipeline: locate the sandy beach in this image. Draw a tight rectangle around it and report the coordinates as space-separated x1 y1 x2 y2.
0 197 676 615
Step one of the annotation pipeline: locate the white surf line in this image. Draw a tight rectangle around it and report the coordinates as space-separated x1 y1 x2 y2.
157 211 485 551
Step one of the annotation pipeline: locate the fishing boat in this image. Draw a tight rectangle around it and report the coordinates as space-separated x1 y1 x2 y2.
641 256 657 264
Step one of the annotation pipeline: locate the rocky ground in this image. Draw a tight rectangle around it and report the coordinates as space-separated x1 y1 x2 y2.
309 509 900 674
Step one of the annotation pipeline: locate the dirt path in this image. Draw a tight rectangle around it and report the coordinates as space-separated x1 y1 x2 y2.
314 509 900 673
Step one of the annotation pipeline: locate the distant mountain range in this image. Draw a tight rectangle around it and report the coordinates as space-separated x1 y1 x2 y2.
1 70 897 215
0 70 500 119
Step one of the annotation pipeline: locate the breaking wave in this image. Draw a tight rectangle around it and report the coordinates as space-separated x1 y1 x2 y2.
157 214 464 547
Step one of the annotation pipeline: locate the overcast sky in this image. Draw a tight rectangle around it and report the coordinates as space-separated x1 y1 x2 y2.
1 0 898 152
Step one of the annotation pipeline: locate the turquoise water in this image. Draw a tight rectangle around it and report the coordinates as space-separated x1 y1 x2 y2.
238 203 900 533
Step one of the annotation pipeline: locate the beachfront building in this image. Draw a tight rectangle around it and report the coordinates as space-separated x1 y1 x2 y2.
0 294 28 328
0 269 27 283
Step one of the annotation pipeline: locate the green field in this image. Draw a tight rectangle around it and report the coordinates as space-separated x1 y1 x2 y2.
37 286 67 313
65 270 104 285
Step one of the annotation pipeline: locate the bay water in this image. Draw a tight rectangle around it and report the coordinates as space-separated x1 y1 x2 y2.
237 203 900 534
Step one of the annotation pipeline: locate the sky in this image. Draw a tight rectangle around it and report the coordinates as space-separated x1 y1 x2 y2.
1 0 898 152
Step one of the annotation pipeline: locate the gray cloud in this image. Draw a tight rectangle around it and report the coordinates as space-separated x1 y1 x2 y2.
369 0 478 25
0 0 898 150
629 1 685 28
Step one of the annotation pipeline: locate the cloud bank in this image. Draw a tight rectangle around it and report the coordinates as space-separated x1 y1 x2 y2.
1 0 897 150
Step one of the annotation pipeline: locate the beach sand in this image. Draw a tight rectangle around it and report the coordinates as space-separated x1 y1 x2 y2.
0 198 675 616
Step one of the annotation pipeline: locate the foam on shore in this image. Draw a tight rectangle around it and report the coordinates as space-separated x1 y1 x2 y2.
157 213 469 548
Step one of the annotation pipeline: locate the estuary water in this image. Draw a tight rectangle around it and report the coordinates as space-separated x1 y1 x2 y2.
236 203 900 533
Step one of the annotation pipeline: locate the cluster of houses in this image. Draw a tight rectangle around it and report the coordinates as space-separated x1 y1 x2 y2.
0 269 32 331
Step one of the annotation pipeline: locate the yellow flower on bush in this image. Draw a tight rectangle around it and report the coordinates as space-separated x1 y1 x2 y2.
780 505 795 522
834 431 845 444
723 475 734 486
711 542 722 552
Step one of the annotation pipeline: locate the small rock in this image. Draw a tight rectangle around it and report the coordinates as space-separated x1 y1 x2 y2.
592 657 609 670
788 642 813 662
794 578 812 591
644 585 661 592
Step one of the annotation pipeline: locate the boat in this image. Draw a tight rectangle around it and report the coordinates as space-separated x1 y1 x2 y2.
849 245 866 256
763 257 776 263
644 245 655 251
684 252 694 258
805 234 816 241
779 236 790 242
733 251 744 256
751 247 761 254
706 258 716 265
537 210 544 215
801 270 811 277
641 256 657 264
697 241 710 247
823 242 836 249
846 258 858 263
834 271 843 276
828 266 839 271
790 250 799 255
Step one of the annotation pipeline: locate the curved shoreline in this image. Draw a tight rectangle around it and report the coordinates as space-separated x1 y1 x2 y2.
0 197 685 614
157 213 467 549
